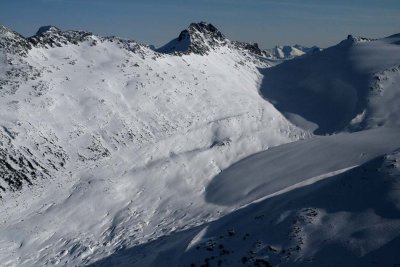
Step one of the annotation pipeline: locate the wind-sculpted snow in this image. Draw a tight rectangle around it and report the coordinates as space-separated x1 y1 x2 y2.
260 34 400 134
1 22 400 266
90 144 400 267
0 23 307 266
0 22 304 197
206 127 400 206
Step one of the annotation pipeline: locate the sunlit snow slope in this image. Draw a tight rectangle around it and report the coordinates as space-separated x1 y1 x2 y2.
98 128 400 267
1 22 400 267
91 33 400 267
0 23 307 266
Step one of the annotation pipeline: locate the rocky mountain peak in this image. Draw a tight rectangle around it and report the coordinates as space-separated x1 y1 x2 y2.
188 22 225 41
28 25 94 47
0 24 31 56
231 41 272 57
157 22 271 57
157 22 227 55
35 25 61 36
186 22 226 54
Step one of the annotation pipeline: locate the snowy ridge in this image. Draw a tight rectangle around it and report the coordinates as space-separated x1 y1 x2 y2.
0 25 31 56
260 33 400 134
0 22 307 266
96 128 400 266
1 22 400 267
0 22 303 197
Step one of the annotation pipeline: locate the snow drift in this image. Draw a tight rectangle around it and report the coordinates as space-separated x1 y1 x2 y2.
260 34 400 134
1 22 400 267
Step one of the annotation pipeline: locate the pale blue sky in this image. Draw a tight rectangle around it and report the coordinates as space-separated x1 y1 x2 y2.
1 0 399 48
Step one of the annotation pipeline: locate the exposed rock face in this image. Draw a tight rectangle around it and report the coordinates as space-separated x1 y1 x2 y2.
232 41 272 57
0 128 50 195
156 22 227 55
0 22 286 199
28 25 94 47
0 25 31 56
157 22 271 56
186 22 227 55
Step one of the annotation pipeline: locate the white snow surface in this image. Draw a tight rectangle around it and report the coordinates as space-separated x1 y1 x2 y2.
206 126 400 206
102 129 400 267
261 34 400 134
1 24 400 267
0 25 306 266
266 45 320 60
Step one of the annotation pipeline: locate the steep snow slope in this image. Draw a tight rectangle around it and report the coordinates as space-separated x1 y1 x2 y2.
88 33 400 266
0 23 307 266
116 142 400 267
1 21 400 267
206 126 400 206
90 128 400 267
260 34 400 134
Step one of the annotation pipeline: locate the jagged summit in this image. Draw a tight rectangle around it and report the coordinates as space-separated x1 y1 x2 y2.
1 23 313 59
231 41 271 57
156 21 305 58
157 21 227 55
342 34 375 45
156 21 274 57
35 25 60 36
28 25 95 47
0 24 148 56
1 20 400 267
188 22 225 42
0 24 31 55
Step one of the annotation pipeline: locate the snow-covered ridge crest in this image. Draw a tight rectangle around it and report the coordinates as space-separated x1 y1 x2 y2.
0 22 314 59
1 21 400 266
1 21 297 198
28 25 149 54
0 25 31 56
0 24 150 55
28 25 95 47
0 21 308 266
260 31 400 134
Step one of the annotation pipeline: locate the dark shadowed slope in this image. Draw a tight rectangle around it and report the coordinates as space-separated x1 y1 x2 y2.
89 148 400 267
205 127 400 207
259 34 400 134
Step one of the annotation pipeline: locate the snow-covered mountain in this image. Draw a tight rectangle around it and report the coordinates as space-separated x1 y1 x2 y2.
0 22 400 267
261 34 400 134
0 22 307 266
266 45 321 60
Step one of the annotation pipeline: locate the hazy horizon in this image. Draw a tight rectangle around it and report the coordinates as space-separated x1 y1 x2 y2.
1 0 400 49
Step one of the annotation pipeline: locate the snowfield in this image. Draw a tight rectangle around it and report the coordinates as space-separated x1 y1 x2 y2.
260 34 400 134
0 22 400 266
